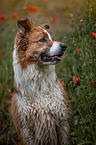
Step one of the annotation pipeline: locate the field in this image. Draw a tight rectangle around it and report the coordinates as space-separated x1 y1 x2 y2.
0 0 96 144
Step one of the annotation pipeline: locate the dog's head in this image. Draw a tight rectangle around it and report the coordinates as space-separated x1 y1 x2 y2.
15 18 67 69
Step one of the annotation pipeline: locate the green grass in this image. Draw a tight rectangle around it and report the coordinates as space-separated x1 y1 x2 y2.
0 19 96 144
0 22 22 144
56 21 96 144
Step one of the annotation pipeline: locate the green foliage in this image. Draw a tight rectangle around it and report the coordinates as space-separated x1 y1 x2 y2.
0 2 96 143
56 21 96 144
84 0 96 22
0 23 20 144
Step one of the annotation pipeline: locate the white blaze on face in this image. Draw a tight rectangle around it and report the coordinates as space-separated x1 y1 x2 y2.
49 42 61 56
42 29 52 41
42 28 61 56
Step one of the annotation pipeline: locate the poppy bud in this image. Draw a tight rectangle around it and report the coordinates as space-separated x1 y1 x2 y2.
72 76 80 86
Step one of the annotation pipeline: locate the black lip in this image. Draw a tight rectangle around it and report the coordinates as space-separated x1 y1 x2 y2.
40 51 64 57
38 51 64 64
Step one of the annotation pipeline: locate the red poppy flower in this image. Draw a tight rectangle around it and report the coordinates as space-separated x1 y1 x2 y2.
93 82 96 88
78 48 80 52
0 51 5 56
5 100 11 104
12 13 19 19
33 8 38 13
0 14 7 20
28 6 34 12
28 6 38 13
72 76 80 85
91 81 96 88
9 93 13 97
52 17 57 23
54 40 58 42
61 81 66 87
90 32 96 38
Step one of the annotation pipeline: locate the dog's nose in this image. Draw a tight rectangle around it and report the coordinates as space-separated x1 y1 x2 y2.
60 43 67 50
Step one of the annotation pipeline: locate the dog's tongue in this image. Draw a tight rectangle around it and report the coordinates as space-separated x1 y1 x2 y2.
52 56 61 61
43 56 61 61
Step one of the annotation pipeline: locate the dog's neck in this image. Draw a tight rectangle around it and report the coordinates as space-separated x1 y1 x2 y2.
13 46 57 98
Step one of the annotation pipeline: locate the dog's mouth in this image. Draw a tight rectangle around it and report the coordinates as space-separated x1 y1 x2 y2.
39 53 64 64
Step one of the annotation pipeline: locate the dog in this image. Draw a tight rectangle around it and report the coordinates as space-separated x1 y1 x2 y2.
11 18 71 145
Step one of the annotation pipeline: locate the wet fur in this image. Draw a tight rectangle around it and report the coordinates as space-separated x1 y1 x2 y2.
11 19 71 145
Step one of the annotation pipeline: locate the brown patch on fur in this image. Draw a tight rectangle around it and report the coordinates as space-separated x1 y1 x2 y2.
39 24 50 29
17 18 33 33
15 24 53 69
11 95 21 138
13 79 21 94
56 79 72 110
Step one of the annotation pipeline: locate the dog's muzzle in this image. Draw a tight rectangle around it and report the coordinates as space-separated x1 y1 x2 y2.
39 42 67 65
60 43 67 51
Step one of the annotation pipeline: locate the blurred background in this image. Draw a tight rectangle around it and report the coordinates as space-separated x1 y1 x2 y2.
0 0 96 144
0 0 85 34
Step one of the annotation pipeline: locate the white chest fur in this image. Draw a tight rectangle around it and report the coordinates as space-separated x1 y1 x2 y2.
13 46 68 115
13 47 59 98
13 46 69 144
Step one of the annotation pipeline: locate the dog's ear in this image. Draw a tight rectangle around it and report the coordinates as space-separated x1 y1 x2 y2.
17 18 34 33
39 24 50 29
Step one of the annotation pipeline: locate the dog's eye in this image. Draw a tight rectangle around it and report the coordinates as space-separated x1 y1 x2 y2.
39 38 47 42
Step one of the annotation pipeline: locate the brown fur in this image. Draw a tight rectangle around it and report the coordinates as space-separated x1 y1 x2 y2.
15 22 53 69
56 79 72 110
11 95 21 137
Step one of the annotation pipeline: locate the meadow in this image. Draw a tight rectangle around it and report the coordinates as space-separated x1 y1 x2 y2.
0 0 96 144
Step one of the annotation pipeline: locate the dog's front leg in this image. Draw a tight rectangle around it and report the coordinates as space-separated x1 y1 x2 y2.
20 121 34 145
57 120 70 145
11 96 34 145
